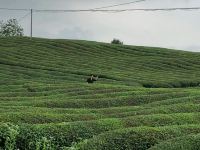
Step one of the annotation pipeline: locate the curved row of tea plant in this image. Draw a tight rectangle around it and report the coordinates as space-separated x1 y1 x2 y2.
0 37 200 149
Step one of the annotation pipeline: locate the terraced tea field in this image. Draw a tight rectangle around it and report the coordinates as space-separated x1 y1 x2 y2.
0 37 200 150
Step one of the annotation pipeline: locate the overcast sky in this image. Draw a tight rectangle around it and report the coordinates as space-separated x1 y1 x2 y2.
0 0 200 52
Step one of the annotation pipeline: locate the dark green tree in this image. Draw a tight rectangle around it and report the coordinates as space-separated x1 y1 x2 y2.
111 38 123 45
0 19 24 37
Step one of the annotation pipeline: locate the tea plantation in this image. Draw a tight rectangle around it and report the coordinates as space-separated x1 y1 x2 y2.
0 37 200 150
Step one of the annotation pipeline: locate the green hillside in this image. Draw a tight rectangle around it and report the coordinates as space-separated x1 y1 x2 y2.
0 37 200 150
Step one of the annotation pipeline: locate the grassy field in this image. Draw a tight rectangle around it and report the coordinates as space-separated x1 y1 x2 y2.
0 37 200 150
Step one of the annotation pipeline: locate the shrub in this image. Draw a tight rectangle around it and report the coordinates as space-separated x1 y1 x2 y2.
23 84 37 92
149 134 200 150
16 119 123 149
74 125 200 150
0 123 19 150
111 39 123 45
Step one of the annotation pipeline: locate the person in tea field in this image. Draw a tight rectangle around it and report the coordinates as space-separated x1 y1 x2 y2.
87 74 98 83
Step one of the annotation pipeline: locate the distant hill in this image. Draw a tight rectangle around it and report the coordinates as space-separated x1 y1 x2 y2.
0 37 199 87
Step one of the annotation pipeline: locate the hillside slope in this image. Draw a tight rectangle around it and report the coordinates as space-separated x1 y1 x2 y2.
0 37 200 150
0 37 200 87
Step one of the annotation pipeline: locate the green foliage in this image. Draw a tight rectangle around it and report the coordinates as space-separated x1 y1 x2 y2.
0 123 19 150
15 119 123 149
0 37 200 149
32 137 55 150
0 19 24 37
23 84 37 92
0 37 199 88
111 38 123 45
149 134 200 150
75 125 200 150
